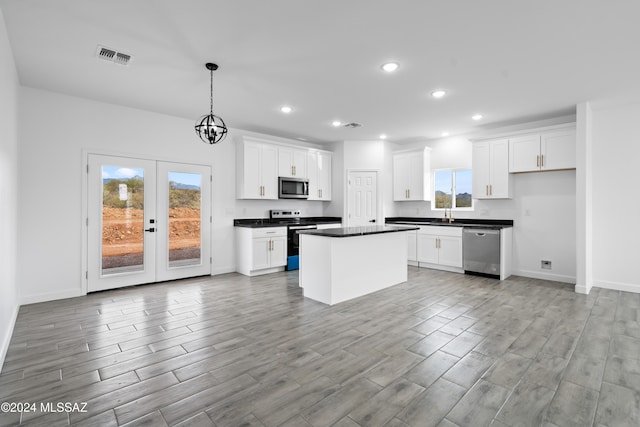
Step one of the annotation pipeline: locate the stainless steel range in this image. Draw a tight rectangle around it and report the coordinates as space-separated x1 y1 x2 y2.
270 210 317 270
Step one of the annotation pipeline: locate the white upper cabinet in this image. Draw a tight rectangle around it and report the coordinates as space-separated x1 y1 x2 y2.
509 128 576 173
509 134 541 173
540 129 576 171
307 150 332 201
472 138 512 199
237 136 334 201
278 146 307 178
393 149 431 201
236 138 278 199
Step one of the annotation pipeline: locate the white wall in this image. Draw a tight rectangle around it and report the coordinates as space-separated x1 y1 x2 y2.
17 87 328 303
339 140 396 222
0 8 20 371
393 134 577 283
590 101 640 293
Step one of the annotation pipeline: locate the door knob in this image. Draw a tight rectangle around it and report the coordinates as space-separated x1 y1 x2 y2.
144 227 155 232
369 219 376 223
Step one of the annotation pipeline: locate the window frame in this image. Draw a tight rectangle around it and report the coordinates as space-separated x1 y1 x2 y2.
432 168 474 211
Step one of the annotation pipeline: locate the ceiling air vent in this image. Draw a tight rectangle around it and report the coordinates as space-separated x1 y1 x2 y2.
343 122 363 128
96 46 133 66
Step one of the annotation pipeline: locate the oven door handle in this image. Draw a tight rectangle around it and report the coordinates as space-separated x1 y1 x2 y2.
290 225 318 230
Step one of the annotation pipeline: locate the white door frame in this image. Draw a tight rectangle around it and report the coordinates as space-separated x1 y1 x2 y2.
344 169 382 227
81 149 214 295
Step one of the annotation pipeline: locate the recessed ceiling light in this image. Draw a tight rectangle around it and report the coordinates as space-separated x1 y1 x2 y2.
280 105 293 114
381 62 399 73
431 90 447 98
331 120 342 127
472 114 483 121
441 131 450 137
379 134 387 140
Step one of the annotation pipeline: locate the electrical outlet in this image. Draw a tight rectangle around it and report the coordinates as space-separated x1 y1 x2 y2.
541 260 552 270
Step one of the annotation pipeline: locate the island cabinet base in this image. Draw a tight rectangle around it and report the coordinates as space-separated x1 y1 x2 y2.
299 232 409 305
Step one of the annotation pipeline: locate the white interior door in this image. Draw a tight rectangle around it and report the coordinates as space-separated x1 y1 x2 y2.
88 154 211 292
347 171 378 226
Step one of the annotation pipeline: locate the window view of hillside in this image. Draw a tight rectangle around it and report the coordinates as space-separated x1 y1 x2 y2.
168 172 202 267
100 166 201 274
434 169 473 209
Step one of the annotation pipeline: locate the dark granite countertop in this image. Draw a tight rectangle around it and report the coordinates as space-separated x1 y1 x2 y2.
234 217 342 228
297 225 419 238
385 217 513 229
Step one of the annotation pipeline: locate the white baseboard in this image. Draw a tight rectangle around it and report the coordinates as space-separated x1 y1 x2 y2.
512 269 576 284
593 280 640 294
211 266 237 276
574 284 591 294
0 304 19 374
20 288 84 305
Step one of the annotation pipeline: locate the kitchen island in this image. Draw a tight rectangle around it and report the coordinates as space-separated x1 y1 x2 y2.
298 225 418 305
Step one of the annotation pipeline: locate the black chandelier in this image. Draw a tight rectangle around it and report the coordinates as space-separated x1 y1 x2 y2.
195 62 228 144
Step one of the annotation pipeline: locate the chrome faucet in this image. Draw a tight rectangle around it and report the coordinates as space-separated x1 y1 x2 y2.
444 207 454 223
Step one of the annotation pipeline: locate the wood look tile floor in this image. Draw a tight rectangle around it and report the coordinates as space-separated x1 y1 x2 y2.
1 267 639 427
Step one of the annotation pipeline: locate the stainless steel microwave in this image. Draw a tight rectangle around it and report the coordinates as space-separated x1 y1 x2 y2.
278 177 309 199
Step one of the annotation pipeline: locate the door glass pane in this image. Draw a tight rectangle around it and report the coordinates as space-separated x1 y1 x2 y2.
101 166 145 275
168 172 202 267
434 170 452 209
455 169 473 208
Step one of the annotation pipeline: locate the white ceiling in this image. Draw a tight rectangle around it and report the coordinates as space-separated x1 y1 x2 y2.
2 0 640 144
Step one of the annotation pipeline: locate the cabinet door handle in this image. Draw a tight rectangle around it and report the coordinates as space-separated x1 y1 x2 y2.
408 189 410 199
541 154 544 168
537 155 540 167
486 185 488 196
490 184 492 196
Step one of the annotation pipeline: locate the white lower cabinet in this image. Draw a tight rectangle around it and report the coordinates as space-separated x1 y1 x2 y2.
236 227 287 276
408 230 417 265
417 226 463 271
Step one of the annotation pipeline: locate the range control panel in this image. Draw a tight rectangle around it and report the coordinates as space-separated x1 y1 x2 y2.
270 209 301 219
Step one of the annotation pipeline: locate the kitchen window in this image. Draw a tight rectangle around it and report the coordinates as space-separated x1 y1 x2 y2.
433 169 473 210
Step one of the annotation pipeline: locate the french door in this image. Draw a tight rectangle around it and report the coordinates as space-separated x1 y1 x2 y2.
87 154 211 292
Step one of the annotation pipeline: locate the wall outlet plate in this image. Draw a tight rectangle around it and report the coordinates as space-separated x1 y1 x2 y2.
541 260 552 270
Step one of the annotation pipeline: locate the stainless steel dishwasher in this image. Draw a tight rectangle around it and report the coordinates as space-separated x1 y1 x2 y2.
463 228 501 278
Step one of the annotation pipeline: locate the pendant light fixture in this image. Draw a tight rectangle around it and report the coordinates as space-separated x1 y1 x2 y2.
195 62 228 144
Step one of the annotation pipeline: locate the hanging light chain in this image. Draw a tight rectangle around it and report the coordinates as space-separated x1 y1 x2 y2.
209 67 214 115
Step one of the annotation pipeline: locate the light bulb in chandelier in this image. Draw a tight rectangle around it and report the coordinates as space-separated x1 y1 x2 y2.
195 63 228 144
